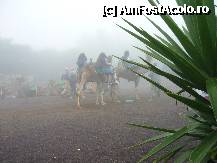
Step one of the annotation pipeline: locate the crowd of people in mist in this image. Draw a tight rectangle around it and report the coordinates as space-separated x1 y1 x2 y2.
60 51 132 97
0 37 163 100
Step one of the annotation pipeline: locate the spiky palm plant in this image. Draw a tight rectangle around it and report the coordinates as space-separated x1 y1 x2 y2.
117 0 217 162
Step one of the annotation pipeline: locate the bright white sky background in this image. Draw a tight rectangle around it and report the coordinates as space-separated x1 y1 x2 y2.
0 0 216 58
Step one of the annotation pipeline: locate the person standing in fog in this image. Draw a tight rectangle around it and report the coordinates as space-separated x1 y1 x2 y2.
76 53 87 73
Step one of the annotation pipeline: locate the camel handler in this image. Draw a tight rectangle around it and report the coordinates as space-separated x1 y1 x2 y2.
119 50 135 71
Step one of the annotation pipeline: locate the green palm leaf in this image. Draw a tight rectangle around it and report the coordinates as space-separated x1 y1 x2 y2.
206 78 217 121
189 131 217 162
153 144 184 163
174 150 192 163
118 0 217 161
129 132 173 149
137 125 199 162
128 123 176 133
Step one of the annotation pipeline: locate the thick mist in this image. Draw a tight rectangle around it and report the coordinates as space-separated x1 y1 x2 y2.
0 0 216 80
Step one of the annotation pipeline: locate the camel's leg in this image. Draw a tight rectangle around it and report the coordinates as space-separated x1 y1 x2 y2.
96 82 106 106
110 84 120 103
77 95 80 108
111 72 121 103
101 82 106 105
35 86 38 97
135 90 140 100
135 77 140 100
96 82 100 105
101 90 106 106
1 88 3 97
76 89 81 109
96 93 99 105
110 86 114 102
76 72 87 108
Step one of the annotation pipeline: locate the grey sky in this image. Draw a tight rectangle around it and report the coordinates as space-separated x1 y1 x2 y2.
0 0 216 57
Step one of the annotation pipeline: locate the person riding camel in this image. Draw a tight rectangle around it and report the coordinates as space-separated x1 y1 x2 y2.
121 50 130 61
95 52 113 83
76 53 87 81
77 53 87 72
121 50 134 70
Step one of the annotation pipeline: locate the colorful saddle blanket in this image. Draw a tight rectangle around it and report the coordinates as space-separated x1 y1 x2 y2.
95 67 113 74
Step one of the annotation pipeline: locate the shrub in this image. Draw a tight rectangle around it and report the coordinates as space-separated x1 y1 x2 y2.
118 0 217 162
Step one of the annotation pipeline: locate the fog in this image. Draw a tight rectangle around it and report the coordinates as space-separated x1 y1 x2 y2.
0 0 216 80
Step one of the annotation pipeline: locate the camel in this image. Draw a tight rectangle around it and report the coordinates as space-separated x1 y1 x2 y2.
76 63 118 108
115 61 148 100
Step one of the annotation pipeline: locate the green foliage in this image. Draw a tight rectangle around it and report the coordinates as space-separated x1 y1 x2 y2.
118 0 217 162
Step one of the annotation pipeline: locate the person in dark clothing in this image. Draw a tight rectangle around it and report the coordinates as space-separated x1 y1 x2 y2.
95 53 112 73
121 50 130 61
121 50 132 69
95 52 113 83
76 53 88 90
76 53 87 71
